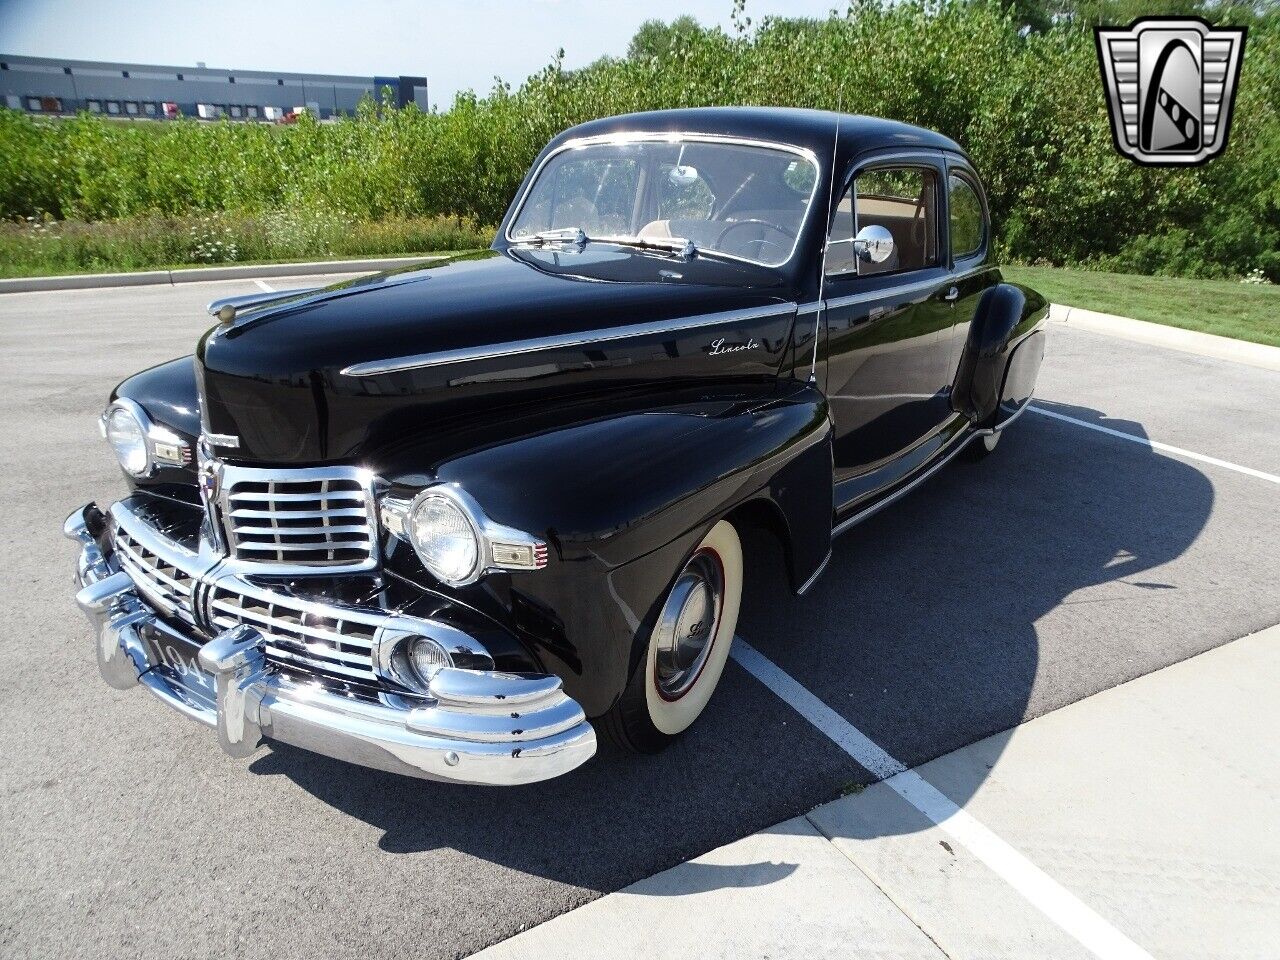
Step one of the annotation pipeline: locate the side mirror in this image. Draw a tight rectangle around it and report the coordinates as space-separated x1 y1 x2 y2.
853 224 894 264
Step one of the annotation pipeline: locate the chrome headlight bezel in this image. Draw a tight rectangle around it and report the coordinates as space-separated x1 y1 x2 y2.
370 615 495 695
100 398 192 478
406 488 483 587
381 483 548 588
101 398 152 477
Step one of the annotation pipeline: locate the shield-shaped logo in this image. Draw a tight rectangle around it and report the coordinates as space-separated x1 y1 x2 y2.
1096 17 1246 166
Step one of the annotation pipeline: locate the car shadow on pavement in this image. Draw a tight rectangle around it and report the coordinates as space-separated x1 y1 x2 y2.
248 400 1214 893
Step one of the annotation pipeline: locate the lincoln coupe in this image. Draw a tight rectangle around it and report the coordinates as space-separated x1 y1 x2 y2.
67 107 1046 785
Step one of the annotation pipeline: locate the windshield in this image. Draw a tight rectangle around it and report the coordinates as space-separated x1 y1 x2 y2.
508 137 819 267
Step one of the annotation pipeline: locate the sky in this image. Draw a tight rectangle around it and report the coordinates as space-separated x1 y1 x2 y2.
0 0 843 109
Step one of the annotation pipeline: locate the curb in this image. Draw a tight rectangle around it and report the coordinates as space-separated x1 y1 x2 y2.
1048 302 1280 373
0 255 443 294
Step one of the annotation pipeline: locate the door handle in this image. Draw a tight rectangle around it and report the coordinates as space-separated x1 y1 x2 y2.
943 286 960 302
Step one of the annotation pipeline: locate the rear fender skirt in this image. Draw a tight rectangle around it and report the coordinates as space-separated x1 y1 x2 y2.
996 328 1045 426
952 282 1047 425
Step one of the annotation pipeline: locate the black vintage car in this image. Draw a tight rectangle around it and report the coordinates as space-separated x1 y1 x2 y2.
67 107 1045 786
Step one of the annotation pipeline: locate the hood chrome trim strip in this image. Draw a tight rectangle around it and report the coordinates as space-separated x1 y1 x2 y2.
340 303 797 377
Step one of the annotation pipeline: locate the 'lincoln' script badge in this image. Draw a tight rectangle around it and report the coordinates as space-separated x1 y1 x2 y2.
709 337 760 356
1095 17 1246 167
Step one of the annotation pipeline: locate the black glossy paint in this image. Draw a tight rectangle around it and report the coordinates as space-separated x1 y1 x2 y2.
106 107 1045 718
197 249 794 465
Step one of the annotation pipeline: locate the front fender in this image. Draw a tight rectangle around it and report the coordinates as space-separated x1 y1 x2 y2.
412 387 833 716
109 356 202 493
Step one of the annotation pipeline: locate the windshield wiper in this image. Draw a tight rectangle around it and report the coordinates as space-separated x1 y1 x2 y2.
593 234 698 260
513 228 700 261
512 227 589 247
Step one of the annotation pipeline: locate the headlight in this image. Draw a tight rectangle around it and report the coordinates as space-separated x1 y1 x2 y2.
371 618 458 695
104 401 150 477
408 636 451 682
381 483 549 587
407 491 481 586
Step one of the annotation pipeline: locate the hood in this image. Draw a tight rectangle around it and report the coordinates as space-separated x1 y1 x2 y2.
197 249 798 465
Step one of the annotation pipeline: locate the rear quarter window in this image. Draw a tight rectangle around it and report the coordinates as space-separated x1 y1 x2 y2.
948 173 985 260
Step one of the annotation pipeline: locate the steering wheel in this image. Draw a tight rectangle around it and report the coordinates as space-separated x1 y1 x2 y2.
715 219 798 259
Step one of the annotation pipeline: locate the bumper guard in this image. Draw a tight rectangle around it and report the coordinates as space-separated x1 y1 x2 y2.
65 503 596 786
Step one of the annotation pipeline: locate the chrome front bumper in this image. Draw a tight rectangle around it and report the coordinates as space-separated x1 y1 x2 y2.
65 503 596 786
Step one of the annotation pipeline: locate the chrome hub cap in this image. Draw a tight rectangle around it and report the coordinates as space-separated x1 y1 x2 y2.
653 550 723 701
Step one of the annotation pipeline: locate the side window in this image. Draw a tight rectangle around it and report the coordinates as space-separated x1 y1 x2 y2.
948 173 985 260
826 166 938 278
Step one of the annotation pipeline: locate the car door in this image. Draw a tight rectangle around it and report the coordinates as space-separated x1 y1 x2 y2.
821 152 958 483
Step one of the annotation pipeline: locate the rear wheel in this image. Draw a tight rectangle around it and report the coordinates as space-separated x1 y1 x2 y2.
601 520 743 754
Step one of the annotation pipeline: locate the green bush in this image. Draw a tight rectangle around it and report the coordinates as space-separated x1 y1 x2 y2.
0 213 489 278
1 1 1276 280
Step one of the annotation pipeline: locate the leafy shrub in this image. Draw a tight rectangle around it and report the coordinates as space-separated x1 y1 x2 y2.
0 1 1276 279
0 213 490 277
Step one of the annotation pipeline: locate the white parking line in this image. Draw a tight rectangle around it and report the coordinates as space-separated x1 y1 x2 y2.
1030 404 1280 485
730 639 1156 960
253 279 275 292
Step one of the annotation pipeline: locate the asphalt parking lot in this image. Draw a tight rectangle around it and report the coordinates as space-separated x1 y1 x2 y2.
2 277 1278 960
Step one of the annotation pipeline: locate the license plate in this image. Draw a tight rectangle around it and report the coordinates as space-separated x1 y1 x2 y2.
140 620 217 698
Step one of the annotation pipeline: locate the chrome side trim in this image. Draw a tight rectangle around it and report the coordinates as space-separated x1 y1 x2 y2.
341 302 797 377
796 548 832 596
978 391 1034 434
504 131 822 270
823 274 946 311
832 426 973 538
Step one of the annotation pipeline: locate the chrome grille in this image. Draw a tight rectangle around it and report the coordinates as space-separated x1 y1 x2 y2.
109 495 395 689
206 580 380 683
219 465 378 571
113 525 199 628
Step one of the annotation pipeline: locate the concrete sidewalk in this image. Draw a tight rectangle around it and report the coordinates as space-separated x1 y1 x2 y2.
474 625 1280 960
1048 303 1280 372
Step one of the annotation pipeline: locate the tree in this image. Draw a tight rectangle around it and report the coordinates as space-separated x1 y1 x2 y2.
627 16 708 60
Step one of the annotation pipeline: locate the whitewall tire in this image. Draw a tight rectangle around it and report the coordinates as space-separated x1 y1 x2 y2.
602 519 743 752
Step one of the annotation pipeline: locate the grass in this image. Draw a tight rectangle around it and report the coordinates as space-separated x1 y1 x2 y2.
0 249 475 280
0 213 495 280
1003 266 1280 348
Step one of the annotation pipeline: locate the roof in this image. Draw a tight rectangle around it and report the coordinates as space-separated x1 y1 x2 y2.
549 106 966 162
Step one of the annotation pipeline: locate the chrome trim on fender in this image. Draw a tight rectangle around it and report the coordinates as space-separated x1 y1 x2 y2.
978 391 1034 435
341 302 797 377
796 549 832 596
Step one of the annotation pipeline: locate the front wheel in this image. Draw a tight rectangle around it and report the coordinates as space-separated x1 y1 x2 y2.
601 520 743 754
